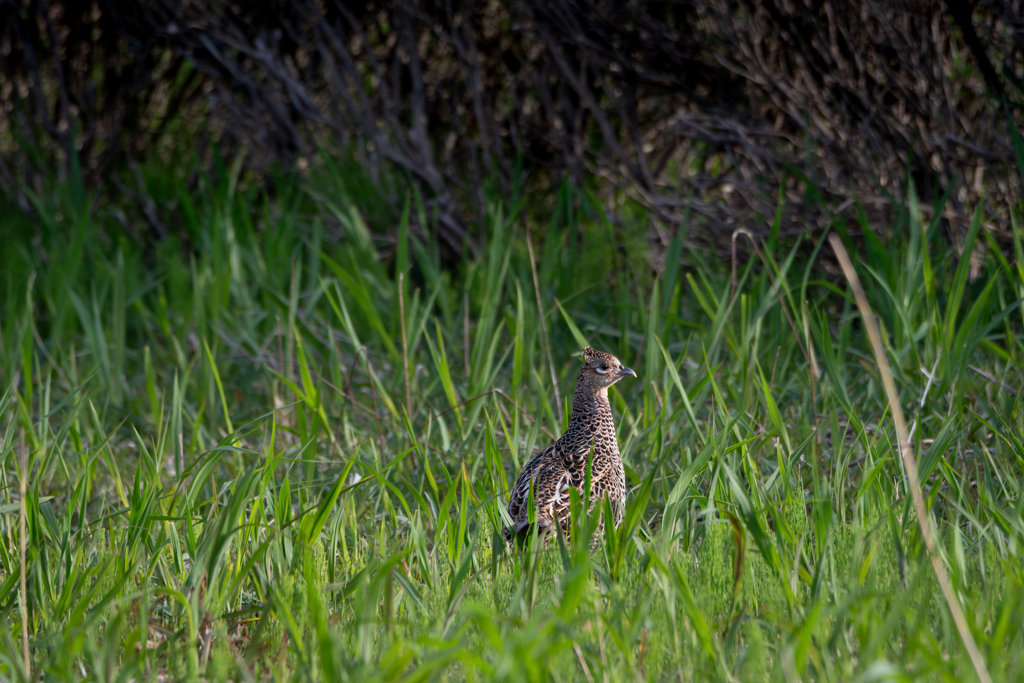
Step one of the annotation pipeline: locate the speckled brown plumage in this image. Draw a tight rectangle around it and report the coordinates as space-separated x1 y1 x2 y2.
505 347 636 542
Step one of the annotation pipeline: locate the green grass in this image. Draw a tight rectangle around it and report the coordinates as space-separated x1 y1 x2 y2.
2 158 1024 682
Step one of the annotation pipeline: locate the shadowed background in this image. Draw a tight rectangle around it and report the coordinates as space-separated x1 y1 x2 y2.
4 0 1024 253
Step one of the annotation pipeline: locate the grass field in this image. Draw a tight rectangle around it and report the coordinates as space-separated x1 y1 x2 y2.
2 157 1024 682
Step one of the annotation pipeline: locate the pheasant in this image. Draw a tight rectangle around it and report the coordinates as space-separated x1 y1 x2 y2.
506 347 636 542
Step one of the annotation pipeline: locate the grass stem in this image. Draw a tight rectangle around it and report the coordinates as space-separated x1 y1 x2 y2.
829 234 992 683
399 272 415 469
19 428 28 677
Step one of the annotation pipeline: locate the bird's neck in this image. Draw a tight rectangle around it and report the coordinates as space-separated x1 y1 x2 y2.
570 385 611 420
558 382 616 453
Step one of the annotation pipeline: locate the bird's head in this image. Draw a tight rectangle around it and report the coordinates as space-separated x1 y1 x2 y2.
578 346 637 391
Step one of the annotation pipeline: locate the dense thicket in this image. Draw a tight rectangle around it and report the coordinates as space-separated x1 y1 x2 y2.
4 0 1024 248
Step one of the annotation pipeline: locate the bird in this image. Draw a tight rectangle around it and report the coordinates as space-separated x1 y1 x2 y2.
505 346 636 543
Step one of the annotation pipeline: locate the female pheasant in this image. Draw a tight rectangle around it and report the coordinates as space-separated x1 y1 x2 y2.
506 347 636 541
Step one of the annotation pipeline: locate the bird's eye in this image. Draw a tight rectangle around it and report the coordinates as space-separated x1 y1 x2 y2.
596 363 611 374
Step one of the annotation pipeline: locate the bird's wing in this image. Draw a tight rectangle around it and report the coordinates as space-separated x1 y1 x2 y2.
542 441 600 526
546 466 581 530
507 444 561 533
587 451 625 525
557 440 622 516
559 440 596 488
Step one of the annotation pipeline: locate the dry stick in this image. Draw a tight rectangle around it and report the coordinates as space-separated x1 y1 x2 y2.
19 428 29 676
317 371 380 421
573 643 595 683
829 234 992 683
493 388 558 441
526 235 562 422
30 317 69 389
968 363 1018 397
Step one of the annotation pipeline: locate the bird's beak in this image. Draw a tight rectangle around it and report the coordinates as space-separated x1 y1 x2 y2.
618 366 637 378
